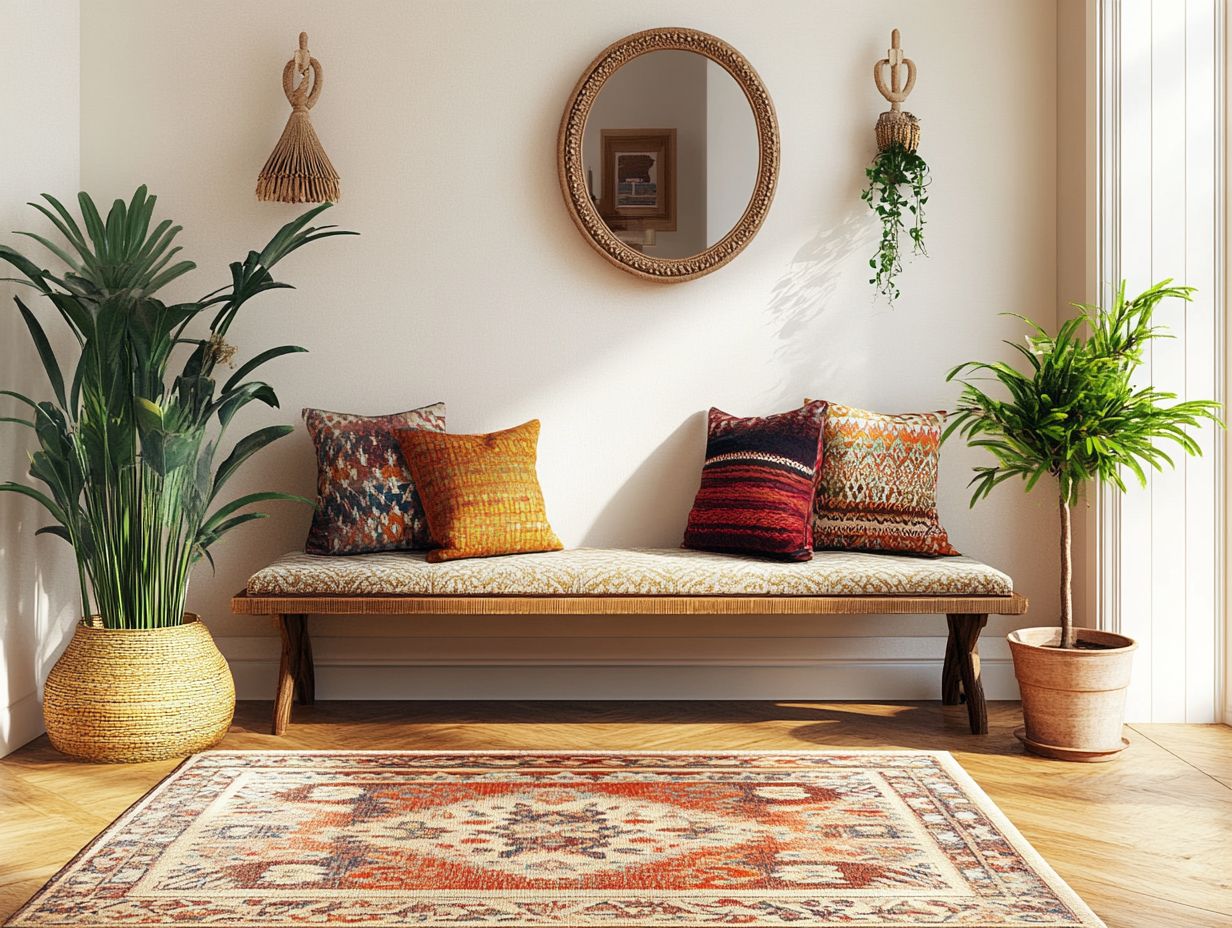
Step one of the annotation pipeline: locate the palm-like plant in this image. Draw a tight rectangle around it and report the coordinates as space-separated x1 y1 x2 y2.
0 187 353 629
945 280 1221 649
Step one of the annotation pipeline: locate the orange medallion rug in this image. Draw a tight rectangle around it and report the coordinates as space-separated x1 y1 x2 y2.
9 751 1105 927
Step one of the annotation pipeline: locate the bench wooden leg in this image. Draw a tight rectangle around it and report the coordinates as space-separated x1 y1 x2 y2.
944 613 989 734
273 614 312 735
941 629 962 705
294 616 315 706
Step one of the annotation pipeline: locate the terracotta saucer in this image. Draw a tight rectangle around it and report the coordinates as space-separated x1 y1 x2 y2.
1013 727 1130 763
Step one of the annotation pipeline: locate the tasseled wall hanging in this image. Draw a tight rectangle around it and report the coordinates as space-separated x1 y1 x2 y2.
862 28 929 303
256 32 341 203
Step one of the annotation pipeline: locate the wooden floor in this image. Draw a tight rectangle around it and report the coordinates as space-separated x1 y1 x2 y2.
1 700 1230 927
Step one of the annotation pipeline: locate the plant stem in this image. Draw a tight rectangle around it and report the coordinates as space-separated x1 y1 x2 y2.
1059 491 1075 648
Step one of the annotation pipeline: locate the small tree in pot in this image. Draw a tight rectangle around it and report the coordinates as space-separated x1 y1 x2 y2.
0 188 352 761
946 280 1220 761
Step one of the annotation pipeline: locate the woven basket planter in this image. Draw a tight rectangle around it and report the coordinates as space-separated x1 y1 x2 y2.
876 110 921 152
43 615 234 763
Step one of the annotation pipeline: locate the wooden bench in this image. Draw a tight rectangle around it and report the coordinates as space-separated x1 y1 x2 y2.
231 548 1028 737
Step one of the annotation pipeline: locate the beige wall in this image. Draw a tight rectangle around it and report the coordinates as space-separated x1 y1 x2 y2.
71 0 1059 700
0 0 81 757
1055 1 1098 314
1056 0 1099 642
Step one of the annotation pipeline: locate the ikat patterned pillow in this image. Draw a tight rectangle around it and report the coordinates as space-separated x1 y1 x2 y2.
682 401 828 561
303 403 446 555
397 419 563 563
808 402 959 557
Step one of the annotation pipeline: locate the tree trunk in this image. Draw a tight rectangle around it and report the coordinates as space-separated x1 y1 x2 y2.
1059 491 1075 648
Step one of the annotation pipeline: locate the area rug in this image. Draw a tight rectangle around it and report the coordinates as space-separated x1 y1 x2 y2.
9 750 1104 927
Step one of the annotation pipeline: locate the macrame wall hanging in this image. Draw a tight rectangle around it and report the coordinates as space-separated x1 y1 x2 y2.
861 28 930 303
256 32 341 203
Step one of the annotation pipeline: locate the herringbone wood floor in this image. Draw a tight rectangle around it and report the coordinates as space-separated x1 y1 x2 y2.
2 700 1230 927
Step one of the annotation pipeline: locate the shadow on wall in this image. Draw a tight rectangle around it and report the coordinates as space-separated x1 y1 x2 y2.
576 209 870 549
579 412 705 548
764 207 871 409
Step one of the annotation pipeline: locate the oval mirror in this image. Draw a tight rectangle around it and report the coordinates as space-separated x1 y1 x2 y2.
558 28 779 282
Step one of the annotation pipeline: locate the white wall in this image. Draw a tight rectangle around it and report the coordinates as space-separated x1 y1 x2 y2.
0 0 81 757
1095 0 1225 723
72 0 1058 702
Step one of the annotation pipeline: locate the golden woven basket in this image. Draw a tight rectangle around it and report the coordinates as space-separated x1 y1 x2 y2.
876 110 921 152
43 614 235 763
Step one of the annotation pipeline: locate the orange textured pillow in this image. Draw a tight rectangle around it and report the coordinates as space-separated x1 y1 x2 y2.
397 420 563 562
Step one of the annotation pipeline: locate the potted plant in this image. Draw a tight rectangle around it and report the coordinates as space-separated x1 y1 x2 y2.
862 140 929 303
0 187 352 762
946 280 1220 761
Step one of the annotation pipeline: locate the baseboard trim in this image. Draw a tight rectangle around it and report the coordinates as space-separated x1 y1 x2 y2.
226 658 1020 702
1 690 44 758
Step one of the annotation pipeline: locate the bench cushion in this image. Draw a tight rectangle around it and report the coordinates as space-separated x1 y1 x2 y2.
246 547 1012 597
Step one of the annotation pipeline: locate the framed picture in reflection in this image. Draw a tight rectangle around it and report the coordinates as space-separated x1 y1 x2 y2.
599 128 676 231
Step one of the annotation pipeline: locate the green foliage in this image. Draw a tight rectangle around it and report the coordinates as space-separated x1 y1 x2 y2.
947 281 1219 645
945 280 1221 509
861 142 929 303
0 187 355 629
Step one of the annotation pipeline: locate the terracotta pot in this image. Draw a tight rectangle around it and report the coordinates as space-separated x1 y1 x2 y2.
1007 626 1136 762
43 614 235 763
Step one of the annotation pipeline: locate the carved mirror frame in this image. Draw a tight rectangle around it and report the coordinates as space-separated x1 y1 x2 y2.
558 28 780 283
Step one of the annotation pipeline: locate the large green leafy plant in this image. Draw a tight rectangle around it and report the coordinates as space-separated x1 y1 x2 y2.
0 187 352 629
945 280 1220 648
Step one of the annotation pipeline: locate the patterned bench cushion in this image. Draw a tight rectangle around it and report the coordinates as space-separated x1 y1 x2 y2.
246 547 1012 597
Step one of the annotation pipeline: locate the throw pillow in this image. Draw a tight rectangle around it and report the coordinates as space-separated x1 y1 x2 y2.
681 401 828 561
808 401 959 556
303 403 446 555
397 419 563 562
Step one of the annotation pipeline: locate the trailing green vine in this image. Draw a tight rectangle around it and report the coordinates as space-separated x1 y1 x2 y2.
861 141 930 303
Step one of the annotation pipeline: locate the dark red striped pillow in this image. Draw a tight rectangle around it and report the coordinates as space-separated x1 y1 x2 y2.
682 401 828 561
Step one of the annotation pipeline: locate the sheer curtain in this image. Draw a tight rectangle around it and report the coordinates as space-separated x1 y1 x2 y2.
1082 0 1226 723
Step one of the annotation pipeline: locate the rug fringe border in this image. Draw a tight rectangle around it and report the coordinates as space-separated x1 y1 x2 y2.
930 751 1108 928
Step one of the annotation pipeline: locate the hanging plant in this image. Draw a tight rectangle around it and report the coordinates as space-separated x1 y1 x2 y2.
863 29 929 303
862 141 929 302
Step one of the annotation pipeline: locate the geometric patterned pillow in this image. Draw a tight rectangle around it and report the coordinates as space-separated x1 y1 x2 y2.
808 402 959 556
303 403 446 555
682 401 828 561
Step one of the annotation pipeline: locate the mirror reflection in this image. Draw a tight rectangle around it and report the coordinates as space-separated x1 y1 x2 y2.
582 50 759 258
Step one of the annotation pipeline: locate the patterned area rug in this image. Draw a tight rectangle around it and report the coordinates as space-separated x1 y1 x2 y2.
10 751 1104 927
